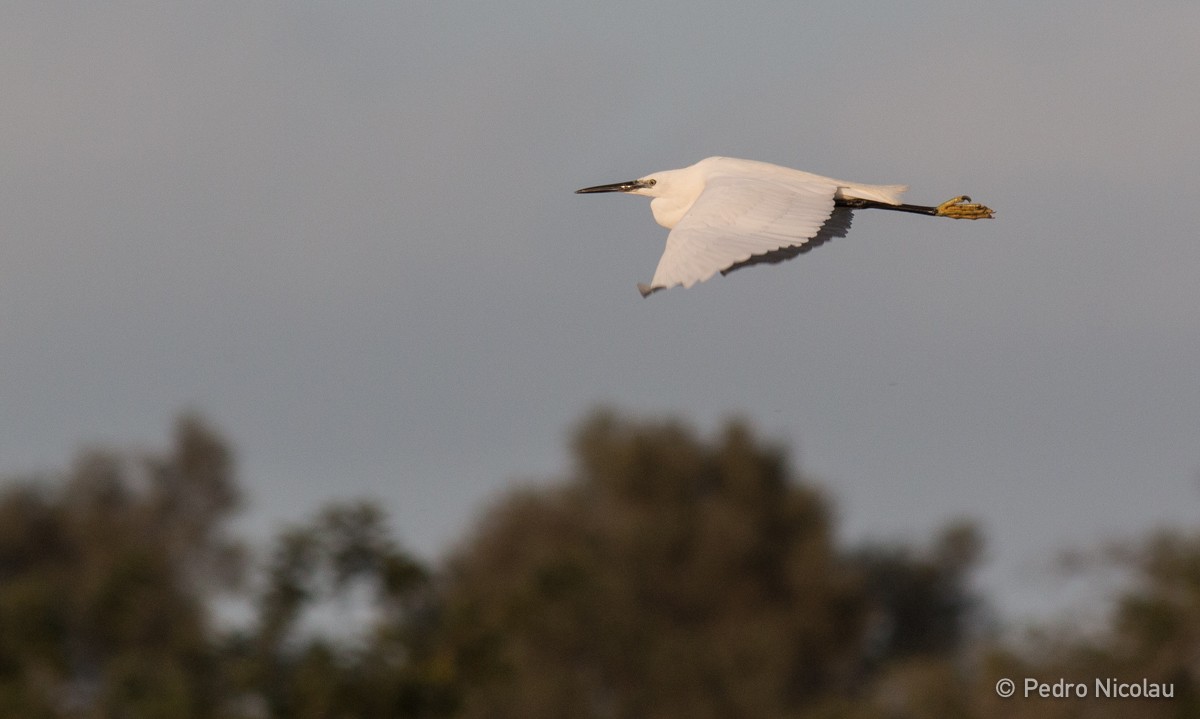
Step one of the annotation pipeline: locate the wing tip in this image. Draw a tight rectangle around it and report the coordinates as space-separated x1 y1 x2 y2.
637 282 663 298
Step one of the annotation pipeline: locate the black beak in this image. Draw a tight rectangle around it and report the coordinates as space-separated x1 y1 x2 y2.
575 180 641 194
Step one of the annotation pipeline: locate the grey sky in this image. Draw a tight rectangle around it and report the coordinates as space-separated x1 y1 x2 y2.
2 2 1198 622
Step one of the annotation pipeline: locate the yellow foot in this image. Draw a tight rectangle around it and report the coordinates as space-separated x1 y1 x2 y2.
935 195 994 220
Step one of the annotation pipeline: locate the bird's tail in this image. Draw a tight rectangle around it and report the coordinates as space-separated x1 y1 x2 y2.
837 183 908 206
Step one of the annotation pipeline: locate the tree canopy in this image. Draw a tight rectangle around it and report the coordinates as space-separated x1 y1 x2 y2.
0 409 1193 718
438 410 979 718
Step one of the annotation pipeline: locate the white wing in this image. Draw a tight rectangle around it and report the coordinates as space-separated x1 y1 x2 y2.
641 176 837 295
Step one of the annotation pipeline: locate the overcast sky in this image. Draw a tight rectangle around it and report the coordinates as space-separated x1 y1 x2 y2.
3 2 1198 623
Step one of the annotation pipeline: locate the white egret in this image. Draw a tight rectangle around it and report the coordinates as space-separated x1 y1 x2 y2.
576 156 993 296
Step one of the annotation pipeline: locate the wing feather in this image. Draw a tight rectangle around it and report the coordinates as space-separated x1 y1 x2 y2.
721 207 854 277
645 176 836 293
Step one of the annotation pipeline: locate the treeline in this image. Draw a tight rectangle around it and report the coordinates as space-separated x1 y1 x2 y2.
0 410 1195 717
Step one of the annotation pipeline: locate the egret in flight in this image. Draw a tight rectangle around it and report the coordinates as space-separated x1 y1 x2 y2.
576 156 993 296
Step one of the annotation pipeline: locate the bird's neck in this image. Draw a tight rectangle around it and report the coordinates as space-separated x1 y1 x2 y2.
649 195 693 230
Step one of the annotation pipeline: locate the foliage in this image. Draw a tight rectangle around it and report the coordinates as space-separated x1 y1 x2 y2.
0 414 240 717
438 410 980 718
0 408 1196 717
232 500 451 718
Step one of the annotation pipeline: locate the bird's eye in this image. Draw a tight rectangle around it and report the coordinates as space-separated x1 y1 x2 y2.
646 179 656 186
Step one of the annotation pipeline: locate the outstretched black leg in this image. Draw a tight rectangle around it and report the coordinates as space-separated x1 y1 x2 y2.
837 195 994 219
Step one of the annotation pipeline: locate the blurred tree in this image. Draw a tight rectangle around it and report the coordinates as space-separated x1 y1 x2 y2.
845 523 986 719
0 414 446 718
0 413 241 717
852 520 984 666
437 409 984 719
229 501 451 719
35 407 1191 718
912 529 1200 719
1027 529 1200 719
1109 529 1200 704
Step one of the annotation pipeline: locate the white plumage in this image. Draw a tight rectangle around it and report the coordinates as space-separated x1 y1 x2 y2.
577 156 991 297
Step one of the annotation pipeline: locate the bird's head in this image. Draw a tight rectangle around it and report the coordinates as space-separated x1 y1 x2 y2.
576 167 699 229
575 174 664 198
